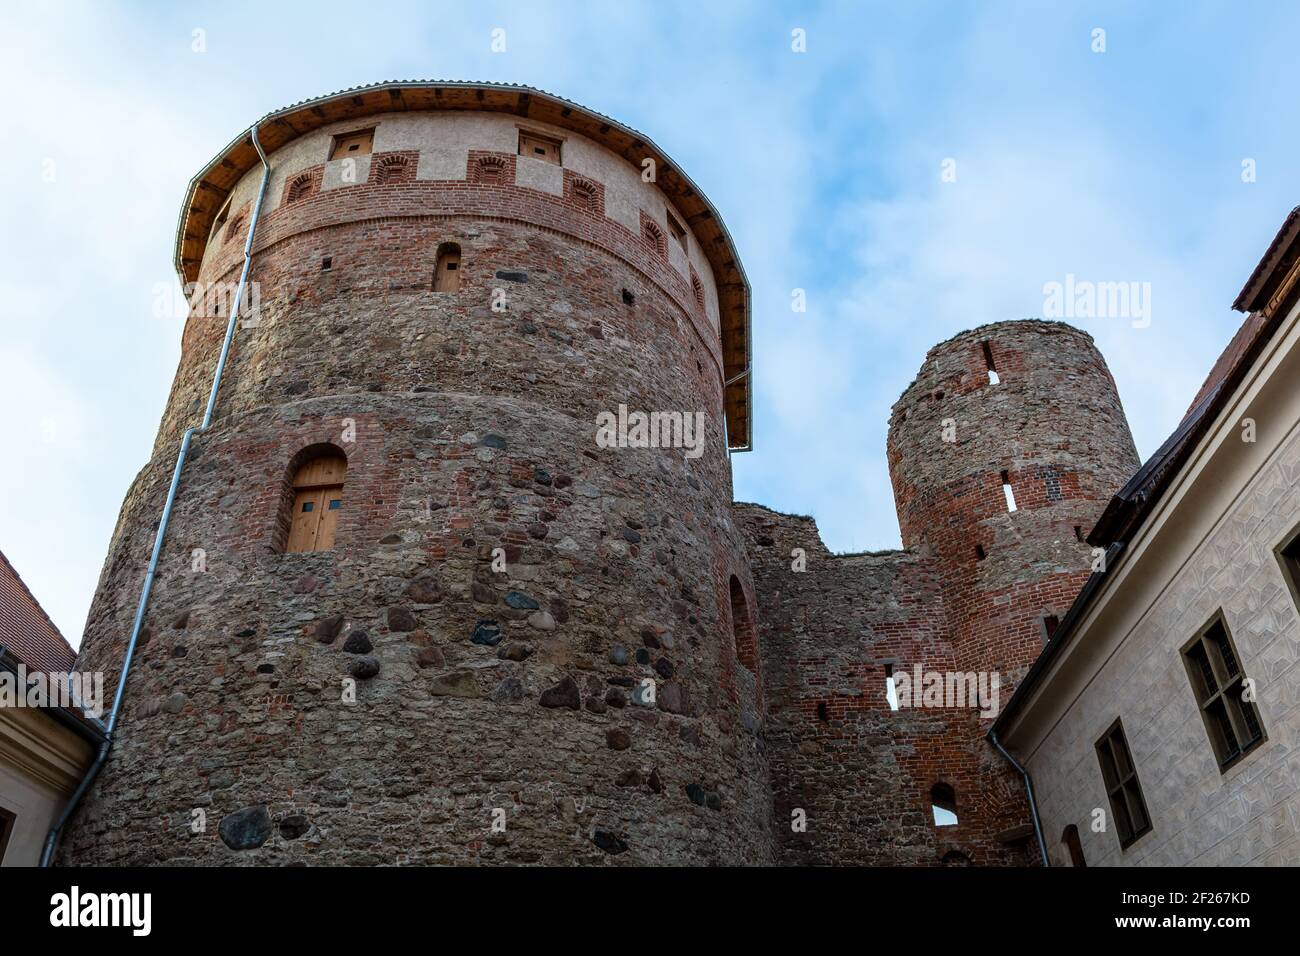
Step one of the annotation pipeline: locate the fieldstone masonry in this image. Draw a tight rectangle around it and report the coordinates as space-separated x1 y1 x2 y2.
62 87 1142 866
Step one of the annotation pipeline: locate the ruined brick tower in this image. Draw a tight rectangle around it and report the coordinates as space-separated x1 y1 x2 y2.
888 321 1140 687
60 82 771 864
736 320 1138 865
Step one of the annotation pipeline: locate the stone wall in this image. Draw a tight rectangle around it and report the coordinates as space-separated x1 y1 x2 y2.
734 504 1033 865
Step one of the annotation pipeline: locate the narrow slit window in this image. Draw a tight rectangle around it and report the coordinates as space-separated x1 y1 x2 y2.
982 340 1000 385
1182 614 1265 771
975 544 986 561
884 664 900 711
666 212 688 251
1062 825 1087 867
434 242 462 293
285 452 347 554
1095 718 1152 849
930 783 958 827
1041 614 1060 644
330 128 375 161
1001 470 1017 512
518 130 562 165
1075 525 1085 542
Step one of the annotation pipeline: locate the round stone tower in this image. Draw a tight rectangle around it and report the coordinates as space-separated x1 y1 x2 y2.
62 82 768 865
887 320 1139 686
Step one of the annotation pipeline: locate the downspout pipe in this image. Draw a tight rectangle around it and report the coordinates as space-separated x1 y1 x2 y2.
40 125 272 867
990 728 1050 867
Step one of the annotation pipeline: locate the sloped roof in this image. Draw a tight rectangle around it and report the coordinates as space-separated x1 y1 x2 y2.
0 549 75 674
173 80 753 451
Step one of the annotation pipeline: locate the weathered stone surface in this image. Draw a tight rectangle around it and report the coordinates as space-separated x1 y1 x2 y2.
592 830 628 855
161 692 187 715
387 607 418 632
219 806 272 850
428 670 480 698
349 655 381 680
504 591 539 611
496 642 533 662
404 576 443 604
526 611 555 630
316 614 345 643
490 677 526 703
279 814 311 840
606 727 632 751
415 646 445 669
538 676 580 710
342 629 372 654
470 620 502 646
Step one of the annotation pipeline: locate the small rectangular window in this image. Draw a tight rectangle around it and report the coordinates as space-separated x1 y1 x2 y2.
1001 470 1017 512
1182 613 1265 771
330 128 375 161
518 130 562 165
666 212 688 251
1041 614 1060 643
1095 719 1152 849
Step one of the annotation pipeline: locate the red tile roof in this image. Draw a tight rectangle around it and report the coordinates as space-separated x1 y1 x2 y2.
0 549 76 674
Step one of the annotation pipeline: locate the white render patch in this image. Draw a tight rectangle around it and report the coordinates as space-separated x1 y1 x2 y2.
417 148 468 181
321 155 371 191
515 154 564 196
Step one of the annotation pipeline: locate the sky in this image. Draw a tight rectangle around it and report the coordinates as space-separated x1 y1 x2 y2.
1 1 1296 647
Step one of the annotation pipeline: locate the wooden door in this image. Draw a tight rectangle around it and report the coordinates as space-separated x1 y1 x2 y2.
285 454 347 553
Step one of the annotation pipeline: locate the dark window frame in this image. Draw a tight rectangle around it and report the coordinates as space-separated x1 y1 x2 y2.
1274 520 1300 615
1181 611 1266 773
1094 718 1152 850
0 804 16 865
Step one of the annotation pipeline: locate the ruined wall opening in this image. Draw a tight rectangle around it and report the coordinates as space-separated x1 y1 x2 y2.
729 575 758 673
930 783 958 827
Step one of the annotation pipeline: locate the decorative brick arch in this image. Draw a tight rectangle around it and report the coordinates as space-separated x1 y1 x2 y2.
224 212 246 246
641 214 668 259
285 169 320 205
374 153 415 185
471 153 510 184
690 266 706 311
569 176 601 214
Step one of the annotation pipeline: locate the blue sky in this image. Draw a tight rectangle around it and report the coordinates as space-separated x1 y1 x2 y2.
1 1 1296 645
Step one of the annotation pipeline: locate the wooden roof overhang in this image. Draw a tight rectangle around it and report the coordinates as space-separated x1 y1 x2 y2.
172 80 753 451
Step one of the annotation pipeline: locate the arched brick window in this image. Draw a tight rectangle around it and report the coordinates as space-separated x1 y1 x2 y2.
1062 824 1087 867
930 782 958 827
940 850 971 866
729 576 758 672
375 155 414 185
474 155 508 184
224 212 245 246
286 172 317 204
571 177 598 212
433 242 462 293
281 447 347 554
643 220 667 259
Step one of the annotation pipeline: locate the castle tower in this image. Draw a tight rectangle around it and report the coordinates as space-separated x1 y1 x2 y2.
887 320 1140 686
62 82 770 864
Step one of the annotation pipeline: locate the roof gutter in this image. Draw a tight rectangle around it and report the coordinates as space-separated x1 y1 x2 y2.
40 124 272 867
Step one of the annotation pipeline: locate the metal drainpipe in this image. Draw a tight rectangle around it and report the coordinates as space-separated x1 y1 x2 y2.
990 728 1050 867
40 125 272 867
